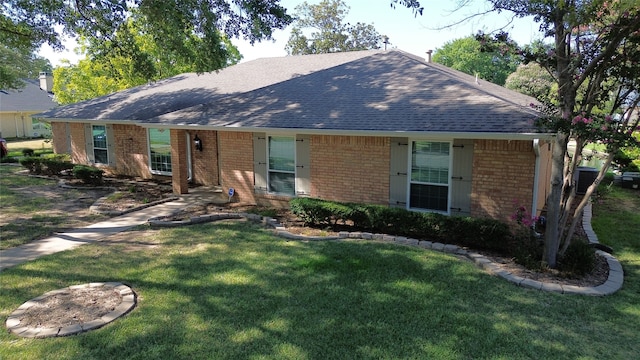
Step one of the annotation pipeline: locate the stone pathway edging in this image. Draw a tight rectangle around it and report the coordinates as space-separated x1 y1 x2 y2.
5 282 136 338
150 209 624 296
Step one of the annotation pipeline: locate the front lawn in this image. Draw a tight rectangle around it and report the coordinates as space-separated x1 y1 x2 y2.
1 211 639 359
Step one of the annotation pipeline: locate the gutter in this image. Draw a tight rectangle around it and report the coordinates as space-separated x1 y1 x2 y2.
37 117 555 141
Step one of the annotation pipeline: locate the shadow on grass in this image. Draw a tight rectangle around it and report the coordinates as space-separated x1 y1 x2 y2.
1 222 639 359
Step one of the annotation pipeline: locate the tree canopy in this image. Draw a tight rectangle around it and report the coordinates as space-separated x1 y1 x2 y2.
480 0 640 268
285 0 382 55
432 34 521 86
504 62 555 103
51 11 242 105
1 0 291 89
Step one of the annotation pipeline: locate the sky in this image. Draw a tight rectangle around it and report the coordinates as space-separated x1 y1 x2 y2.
38 0 544 67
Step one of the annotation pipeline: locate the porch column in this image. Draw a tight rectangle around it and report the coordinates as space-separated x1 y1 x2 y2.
170 129 189 194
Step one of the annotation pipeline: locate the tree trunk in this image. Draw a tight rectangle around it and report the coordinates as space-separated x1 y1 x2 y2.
560 151 615 255
544 132 569 268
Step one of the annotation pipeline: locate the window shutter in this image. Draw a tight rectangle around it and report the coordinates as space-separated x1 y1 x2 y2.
450 139 474 216
389 137 409 208
106 124 116 167
295 134 311 196
253 133 267 194
84 124 95 164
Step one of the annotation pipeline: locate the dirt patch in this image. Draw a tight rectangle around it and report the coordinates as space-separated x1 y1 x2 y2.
479 250 609 287
18 287 122 329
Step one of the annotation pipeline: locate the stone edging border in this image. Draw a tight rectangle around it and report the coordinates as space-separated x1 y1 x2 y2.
6 282 136 338
149 207 624 296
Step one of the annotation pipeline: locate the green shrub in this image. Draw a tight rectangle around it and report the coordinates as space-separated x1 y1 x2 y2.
19 155 74 175
559 240 596 276
289 198 511 248
0 156 18 163
290 198 332 226
21 148 36 157
40 158 75 175
73 165 104 185
614 147 640 172
512 230 545 270
446 216 512 253
19 157 43 174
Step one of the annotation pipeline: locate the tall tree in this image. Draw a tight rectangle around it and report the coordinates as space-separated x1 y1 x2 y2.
480 0 640 268
1 0 291 88
505 62 556 103
285 0 382 55
0 44 52 89
52 13 242 105
432 34 521 85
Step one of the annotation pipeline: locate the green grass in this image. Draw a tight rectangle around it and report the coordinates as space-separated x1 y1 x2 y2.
1 170 639 359
0 166 105 249
1 213 639 359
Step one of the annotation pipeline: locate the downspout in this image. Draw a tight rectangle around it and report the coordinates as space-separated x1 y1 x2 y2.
216 131 221 186
186 132 193 182
532 139 541 218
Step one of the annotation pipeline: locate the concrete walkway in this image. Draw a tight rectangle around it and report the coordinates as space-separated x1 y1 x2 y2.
0 187 221 271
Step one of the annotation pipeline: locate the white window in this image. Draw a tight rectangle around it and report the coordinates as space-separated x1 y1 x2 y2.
410 141 450 212
92 125 109 164
268 136 295 195
148 128 172 174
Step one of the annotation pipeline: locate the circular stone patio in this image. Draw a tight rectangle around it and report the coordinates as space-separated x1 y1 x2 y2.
5 282 136 338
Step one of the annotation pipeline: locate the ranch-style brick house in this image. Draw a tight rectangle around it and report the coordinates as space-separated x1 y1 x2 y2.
37 50 553 222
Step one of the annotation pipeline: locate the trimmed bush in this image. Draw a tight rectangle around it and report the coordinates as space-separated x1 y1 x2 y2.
20 157 43 174
22 149 35 157
559 240 596 275
0 156 18 163
289 198 511 248
73 165 104 185
40 158 75 175
19 155 74 175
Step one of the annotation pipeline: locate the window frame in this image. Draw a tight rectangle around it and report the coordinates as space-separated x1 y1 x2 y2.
148 128 172 176
91 124 109 165
266 135 296 196
407 139 452 214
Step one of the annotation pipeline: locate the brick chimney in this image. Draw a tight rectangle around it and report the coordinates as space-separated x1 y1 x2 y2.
39 72 53 93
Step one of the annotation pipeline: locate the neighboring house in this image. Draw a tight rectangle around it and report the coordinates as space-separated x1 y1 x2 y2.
0 73 56 138
37 50 553 222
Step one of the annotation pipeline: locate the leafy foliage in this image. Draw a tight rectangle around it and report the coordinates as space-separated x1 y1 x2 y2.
73 165 104 185
51 13 242 105
505 62 555 103
477 0 640 268
433 34 521 85
285 0 382 55
1 0 292 86
290 198 512 253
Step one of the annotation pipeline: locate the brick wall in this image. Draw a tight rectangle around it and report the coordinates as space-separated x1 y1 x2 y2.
170 129 189 194
191 131 219 186
51 122 68 155
310 135 389 204
471 139 535 222
68 123 87 165
112 124 151 179
218 131 256 204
